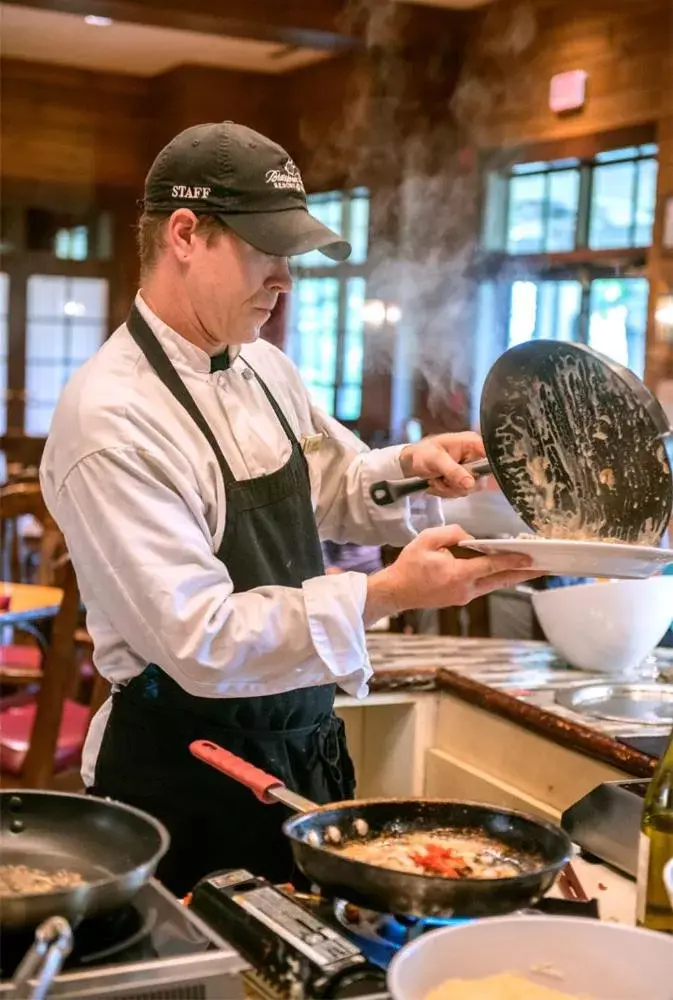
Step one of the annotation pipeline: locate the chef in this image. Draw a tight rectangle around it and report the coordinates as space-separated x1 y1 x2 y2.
40 122 535 896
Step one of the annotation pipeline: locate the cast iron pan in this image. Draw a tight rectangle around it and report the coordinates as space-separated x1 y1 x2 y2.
371 341 673 546
190 740 571 918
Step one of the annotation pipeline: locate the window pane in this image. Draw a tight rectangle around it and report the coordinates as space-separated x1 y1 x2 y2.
506 174 545 253
546 170 579 251
27 275 68 318
26 362 68 405
343 278 366 385
68 278 108 319
508 281 538 345
337 384 362 421
589 161 636 249
25 403 55 436
349 195 370 265
68 323 105 361
27 321 66 360
588 278 649 377
634 158 658 246
26 275 108 434
291 277 339 392
305 383 334 414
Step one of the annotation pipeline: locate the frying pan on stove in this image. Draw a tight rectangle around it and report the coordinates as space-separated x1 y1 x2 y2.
371 341 673 546
1 791 168 999
190 740 571 918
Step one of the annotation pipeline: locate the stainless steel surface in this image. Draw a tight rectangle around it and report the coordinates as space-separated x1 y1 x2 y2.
269 786 316 813
556 683 673 725
0 878 248 1000
11 918 73 1000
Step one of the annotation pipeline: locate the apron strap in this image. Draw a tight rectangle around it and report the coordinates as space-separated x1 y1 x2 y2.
127 303 237 485
239 358 303 451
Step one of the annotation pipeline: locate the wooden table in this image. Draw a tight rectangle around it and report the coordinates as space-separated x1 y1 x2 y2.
0 582 62 625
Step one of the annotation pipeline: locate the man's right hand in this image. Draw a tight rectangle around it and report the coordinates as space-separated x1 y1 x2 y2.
364 524 539 625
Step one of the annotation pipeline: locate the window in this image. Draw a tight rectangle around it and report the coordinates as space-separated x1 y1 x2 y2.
485 144 658 255
287 189 369 422
25 275 108 435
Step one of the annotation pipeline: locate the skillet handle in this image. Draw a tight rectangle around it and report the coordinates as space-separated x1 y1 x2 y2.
189 740 303 807
12 917 73 1000
369 458 491 507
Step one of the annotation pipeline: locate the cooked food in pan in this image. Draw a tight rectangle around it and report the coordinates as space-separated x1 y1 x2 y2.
334 831 539 879
0 864 84 897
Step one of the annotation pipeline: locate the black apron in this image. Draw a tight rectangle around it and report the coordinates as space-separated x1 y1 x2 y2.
90 305 355 897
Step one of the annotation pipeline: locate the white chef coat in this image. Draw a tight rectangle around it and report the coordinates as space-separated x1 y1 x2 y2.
40 293 443 785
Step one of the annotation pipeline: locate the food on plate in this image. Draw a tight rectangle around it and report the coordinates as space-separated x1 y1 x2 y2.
333 831 537 879
425 972 586 999
0 864 84 896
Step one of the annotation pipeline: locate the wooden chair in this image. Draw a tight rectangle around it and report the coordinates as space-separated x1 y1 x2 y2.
0 558 109 791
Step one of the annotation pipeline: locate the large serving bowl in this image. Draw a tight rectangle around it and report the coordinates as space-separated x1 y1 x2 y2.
388 915 673 1000
531 576 673 673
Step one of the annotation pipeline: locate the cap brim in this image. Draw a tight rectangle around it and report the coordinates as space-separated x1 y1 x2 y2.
217 207 351 262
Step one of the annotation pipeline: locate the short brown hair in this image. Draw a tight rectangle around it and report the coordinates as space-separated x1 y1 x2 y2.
136 212 229 278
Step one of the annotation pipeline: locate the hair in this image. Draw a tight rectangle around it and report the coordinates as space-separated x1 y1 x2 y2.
136 212 230 278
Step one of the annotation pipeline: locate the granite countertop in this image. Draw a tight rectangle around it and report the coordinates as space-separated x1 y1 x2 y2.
365 634 673 778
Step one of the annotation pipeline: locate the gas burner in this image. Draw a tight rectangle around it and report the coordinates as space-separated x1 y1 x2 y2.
332 899 470 967
0 903 156 979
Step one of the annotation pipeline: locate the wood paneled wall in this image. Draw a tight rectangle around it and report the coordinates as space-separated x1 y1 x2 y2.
1 0 672 433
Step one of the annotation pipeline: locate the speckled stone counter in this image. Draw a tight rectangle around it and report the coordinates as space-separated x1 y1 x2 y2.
365 635 673 778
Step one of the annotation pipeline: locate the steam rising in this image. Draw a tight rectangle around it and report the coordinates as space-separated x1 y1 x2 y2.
298 0 540 436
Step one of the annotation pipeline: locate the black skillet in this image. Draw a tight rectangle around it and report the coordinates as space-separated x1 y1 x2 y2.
371 341 673 546
190 740 571 918
0 790 169 998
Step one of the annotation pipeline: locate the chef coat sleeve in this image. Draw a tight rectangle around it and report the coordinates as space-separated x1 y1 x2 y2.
308 408 444 547
47 446 372 699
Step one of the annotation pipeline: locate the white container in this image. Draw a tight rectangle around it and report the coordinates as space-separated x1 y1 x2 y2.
388 915 673 1000
531 576 673 673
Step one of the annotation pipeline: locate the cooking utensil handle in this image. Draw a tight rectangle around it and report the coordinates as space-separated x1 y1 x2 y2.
12 917 73 1000
189 740 316 812
369 458 491 507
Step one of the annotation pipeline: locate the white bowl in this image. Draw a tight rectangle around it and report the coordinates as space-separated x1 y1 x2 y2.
531 576 673 673
388 915 673 1000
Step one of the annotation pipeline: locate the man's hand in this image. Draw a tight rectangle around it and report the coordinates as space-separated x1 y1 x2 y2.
364 524 540 624
399 432 485 499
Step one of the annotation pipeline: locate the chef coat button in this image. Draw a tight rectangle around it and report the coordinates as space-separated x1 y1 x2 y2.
242 368 254 380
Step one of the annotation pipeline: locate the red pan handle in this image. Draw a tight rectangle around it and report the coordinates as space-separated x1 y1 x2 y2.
189 740 283 804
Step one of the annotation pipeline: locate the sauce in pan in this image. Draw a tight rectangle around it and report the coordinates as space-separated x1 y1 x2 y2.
333 830 540 879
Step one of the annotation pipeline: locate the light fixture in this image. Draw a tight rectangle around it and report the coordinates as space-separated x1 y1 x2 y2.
385 303 402 325
84 15 113 26
362 299 386 328
654 293 673 341
64 301 86 317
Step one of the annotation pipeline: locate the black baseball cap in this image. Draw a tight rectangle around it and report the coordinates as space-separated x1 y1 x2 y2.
141 122 351 262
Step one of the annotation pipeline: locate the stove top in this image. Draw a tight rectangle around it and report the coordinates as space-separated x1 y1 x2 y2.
0 878 247 1000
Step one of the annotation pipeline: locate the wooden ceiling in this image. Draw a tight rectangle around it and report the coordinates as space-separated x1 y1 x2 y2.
2 0 359 51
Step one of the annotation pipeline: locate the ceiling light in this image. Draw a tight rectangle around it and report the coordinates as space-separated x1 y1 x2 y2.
84 15 113 26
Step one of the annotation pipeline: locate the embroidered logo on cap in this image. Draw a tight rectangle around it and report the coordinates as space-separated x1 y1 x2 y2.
265 158 305 194
171 185 212 200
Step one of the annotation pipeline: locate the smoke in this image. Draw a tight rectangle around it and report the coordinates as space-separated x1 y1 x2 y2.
297 0 540 435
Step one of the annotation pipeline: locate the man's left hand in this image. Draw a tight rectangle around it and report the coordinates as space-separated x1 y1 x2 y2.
399 432 486 499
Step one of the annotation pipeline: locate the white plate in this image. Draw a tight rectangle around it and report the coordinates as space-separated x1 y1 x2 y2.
458 537 673 579
387 916 673 1000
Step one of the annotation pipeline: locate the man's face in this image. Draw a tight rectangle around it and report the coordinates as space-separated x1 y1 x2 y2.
182 220 292 346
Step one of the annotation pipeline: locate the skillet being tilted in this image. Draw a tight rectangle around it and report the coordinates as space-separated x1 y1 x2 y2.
371 341 673 547
190 740 571 918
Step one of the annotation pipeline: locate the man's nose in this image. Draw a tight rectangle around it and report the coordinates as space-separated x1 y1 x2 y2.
267 257 293 293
